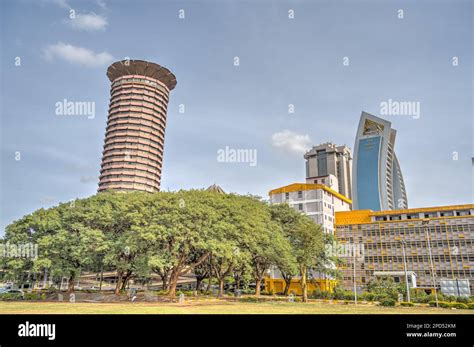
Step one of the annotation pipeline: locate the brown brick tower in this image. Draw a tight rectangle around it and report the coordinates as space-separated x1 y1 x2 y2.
98 60 177 192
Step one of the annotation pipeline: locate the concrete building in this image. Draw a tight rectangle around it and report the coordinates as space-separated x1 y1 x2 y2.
352 112 408 211
269 183 352 234
335 205 474 294
98 60 177 192
304 143 353 200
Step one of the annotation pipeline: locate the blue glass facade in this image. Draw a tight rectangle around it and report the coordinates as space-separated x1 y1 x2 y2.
356 137 381 210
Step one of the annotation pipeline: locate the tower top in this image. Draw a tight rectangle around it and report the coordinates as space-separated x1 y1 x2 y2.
107 59 177 90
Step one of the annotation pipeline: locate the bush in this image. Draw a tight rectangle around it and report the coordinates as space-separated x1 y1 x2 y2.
378 297 396 307
450 302 468 309
24 292 46 301
400 301 415 307
0 292 23 301
455 296 470 304
439 301 451 308
310 288 322 299
467 303 474 309
176 290 196 297
360 292 376 301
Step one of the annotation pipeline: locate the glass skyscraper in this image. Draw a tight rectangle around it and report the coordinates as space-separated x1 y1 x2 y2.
352 112 408 211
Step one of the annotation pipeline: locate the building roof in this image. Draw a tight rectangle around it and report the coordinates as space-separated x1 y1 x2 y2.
206 184 226 194
336 204 474 226
107 59 177 90
268 183 352 204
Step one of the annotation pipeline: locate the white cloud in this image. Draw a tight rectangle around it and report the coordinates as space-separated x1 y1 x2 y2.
43 42 114 67
69 13 108 31
271 130 312 154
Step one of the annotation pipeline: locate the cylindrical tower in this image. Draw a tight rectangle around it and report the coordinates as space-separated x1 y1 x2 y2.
98 60 177 192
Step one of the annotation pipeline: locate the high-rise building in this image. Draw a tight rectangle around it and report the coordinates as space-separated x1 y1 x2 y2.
335 205 474 295
269 183 352 234
352 112 408 211
304 143 352 200
98 60 177 192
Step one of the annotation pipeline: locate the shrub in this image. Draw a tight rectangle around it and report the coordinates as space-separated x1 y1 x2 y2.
467 303 474 310
439 301 451 308
455 296 470 304
400 301 415 307
450 302 468 309
24 292 45 300
319 290 333 299
378 297 396 307
0 293 23 301
360 292 376 301
176 290 195 297
310 288 322 299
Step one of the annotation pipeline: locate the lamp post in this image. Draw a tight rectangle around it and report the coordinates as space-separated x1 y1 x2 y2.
422 220 439 308
401 240 410 302
353 246 357 305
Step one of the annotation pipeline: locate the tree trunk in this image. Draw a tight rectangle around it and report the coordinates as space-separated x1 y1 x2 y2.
218 278 225 297
300 267 308 303
206 277 212 292
67 275 75 293
255 278 262 296
160 275 168 291
167 269 181 297
114 271 123 295
196 278 202 292
283 277 292 296
120 272 132 292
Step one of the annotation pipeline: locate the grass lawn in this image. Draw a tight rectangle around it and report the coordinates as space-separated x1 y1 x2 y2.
0 299 472 314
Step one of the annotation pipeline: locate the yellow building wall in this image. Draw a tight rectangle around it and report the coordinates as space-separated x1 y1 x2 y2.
264 278 337 295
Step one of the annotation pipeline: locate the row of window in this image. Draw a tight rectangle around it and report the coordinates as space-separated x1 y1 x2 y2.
112 77 169 93
103 139 164 157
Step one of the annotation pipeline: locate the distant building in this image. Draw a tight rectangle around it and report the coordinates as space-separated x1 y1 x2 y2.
206 184 225 194
98 60 177 193
269 183 352 234
304 143 352 200
335 204 474 294
352 112 408 211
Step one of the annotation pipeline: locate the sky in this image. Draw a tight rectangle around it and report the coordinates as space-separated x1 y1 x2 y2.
0 0 472 235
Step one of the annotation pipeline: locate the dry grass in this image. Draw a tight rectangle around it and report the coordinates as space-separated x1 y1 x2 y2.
0 299 472 314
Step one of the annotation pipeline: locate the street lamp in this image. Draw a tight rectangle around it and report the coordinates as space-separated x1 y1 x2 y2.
400 240 410 302
353 246 357 305
422 220 439 308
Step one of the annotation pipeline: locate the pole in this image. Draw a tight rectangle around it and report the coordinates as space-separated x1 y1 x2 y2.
425 224 439 307
401 240 410 302
353 247 357 305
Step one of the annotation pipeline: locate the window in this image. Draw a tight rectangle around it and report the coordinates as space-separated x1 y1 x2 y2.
297 191 303 199
285 192 289 200
298 203 303 211
317 150 328 176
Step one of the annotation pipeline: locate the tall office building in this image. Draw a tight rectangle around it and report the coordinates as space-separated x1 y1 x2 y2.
98 60 177 192
352 112 408 211
304 143 353 200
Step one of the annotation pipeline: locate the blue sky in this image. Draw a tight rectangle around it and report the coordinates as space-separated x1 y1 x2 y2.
0 0 472 234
